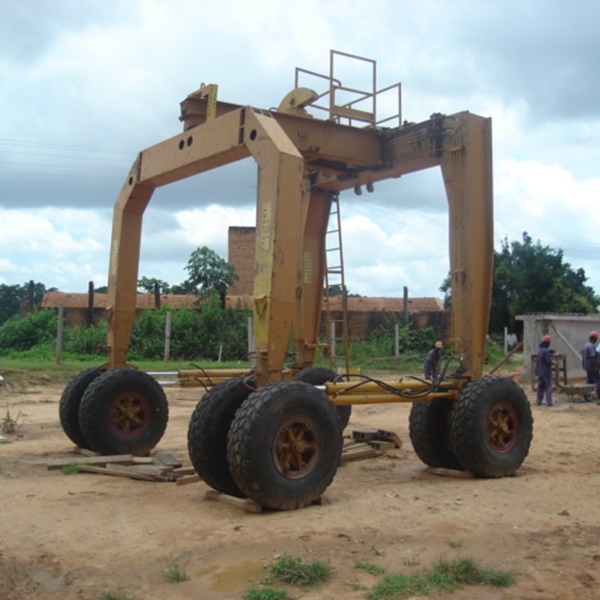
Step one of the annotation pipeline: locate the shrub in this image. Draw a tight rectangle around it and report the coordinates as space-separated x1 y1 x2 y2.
0 310 57 353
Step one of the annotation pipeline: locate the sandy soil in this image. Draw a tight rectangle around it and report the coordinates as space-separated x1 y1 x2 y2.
1 372 600 600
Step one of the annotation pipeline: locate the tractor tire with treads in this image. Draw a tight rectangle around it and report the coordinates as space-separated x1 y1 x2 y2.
79 368 168 456
187 376 255 497
227 380 343 510
294 366 352 430
408 398 463 470
59 366 106 449
450 375 533 477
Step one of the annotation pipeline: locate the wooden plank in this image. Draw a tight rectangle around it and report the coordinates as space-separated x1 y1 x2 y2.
205 490 262 513
375 430 402 448
368 440 396 451
106 463 172 478
172 466 197 476
342 447 380 462
77 465 158 481
426 467 474 479
74 447 99 457
176 474 201 486
153 454 183 468
352 430 380 442
342 442 368 451
132 456 155 464
47 454 134 470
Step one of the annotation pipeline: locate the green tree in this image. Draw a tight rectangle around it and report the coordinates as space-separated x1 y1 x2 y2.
137 276 172 294
490 232 599 333
0 282 54 326
184 246 238 299
440 232 600 335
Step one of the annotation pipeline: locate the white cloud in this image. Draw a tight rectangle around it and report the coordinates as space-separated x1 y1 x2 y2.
2 0 600 301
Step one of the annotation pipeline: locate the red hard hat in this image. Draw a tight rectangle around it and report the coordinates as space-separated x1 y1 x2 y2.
590 331 599 338
541 335 552 343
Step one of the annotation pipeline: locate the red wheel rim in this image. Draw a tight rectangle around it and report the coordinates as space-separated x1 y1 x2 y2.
108 392 151 437
486 401 518 452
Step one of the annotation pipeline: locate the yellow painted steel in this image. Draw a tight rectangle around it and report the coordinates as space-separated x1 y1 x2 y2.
328 391 461 405
104 53 493 388
294 190 334 368
244 109 306 386
441 113 493 378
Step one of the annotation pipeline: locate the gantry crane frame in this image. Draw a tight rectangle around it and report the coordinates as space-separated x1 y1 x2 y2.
59 52 532 511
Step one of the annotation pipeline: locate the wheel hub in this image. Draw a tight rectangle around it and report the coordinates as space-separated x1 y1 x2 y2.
109 393 149 436
486 402 518 452
273 419 320 479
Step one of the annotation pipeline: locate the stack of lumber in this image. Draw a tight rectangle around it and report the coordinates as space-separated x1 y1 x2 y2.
342 429 402 462
47 451 198 484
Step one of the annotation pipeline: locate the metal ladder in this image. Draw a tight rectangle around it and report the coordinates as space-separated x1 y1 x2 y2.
324 194 350 373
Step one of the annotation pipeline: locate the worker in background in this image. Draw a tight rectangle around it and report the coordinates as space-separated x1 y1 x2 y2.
535 335 553 407
581 330 600 399
424 341 443 379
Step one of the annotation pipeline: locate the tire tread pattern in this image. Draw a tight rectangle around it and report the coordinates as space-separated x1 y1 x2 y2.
187 376 254 497
408 399 462 470
59 366 105 449
79 368 168 455
450 375 533 477
227 381 342 510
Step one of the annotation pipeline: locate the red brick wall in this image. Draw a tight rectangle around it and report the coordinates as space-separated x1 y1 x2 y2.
228 226 255 295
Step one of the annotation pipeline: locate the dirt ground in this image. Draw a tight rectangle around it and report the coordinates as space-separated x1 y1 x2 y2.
1 371 600 600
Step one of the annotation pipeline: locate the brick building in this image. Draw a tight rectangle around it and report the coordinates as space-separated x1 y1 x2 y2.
226 226 448 341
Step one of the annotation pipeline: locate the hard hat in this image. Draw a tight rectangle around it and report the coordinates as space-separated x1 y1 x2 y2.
541 335 552 343
590 331 599 339
435 341 443 348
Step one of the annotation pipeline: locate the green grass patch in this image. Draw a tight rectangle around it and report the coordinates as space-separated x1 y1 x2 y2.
355 561 386 576
263 553 332 587
95 593 136 600
162 565 190 582
2 405 25 434
242 586 289 600
60 463 81 475
367 557 515 599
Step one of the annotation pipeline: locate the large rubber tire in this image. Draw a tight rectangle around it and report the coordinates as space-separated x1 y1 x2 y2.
294 367 352 430
227 381 343 510
59 366 106 449
450 376 533 477
187 376 255 497
408 398 463 470
79 368 169 456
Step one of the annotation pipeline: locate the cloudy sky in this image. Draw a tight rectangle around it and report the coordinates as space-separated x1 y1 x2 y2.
2 0 600 300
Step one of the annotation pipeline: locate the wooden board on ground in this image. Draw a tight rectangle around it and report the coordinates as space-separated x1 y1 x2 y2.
47 454 136 469
153 453 183 468
48 452 196 483
205 490 263 513
176 474 201 486
342 443 380 462
77 465 159 481
426 467 474 479
351 429 402 449
340 429 402 462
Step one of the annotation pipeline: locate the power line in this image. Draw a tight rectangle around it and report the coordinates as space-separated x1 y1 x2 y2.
0 138 135 155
